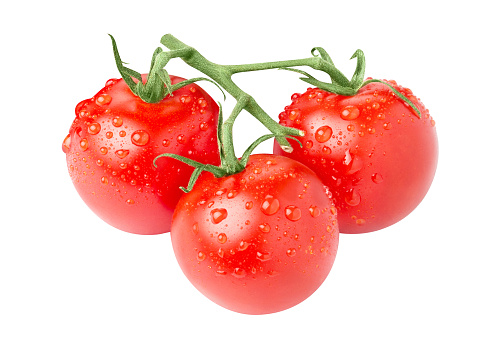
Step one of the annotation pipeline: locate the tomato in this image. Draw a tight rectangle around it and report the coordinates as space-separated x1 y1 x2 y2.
274 80 438 234
62 75 220 234
170 154 339 314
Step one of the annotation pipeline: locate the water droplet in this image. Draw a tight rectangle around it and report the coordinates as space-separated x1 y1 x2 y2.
217 248 224 258
315 126 332 143
322 146 332 154
131 130 150 146
261 195 280 215
286 248 297 257
267 270 279 277
258 223 271 233
199 122 209 131
211 208 228 224
238 241 249 251
105 78 119 87
367 127 376 134
227 190 238 199
217 232 227 243
62 134 71 153
96 159 104 166
372 173 384 184
309 205 321 218
100 176 108 185
383 122 392 130
285 205 302 221
87 122 101 135
119 131 126 137
100 147 108 155
79 138 88 151
215 189 227 196
340 106 360 120
344 189 361 206
177 134 186 144
197 251 206 261
256 251 272 262
106 131 113 139
430 119 436 127
288 109 300 121
162 139 170 147
305 140 313 149
232 268 246 278
126 199 135 205
180 95 192 104
245 201 254 210
192 223 199 234
343 150 363 175
112 116 123 127
356 218 366 225
96 94 112 106
115 149 130 159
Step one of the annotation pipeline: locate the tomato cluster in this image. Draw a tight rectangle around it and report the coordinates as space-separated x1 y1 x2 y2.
63 36 437 314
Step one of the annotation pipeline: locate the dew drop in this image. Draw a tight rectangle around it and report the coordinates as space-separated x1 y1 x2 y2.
105 78 119 87
285 205 302 221
96 94 112 106
383 122 392 130
62 134 71 153
217 233 227 243
106 132 113 139
199 122 209 131
88 122 101 135
288 109 300 121
100 147 108 155
115 149 130 159
343 150 363 175
344 188 361 206
315 126 333 143
100 176 108 185
340 106 360 120
372 173 384 184
131 130 150 146
227 190 238 199
258 223 271 233
180 95 192 104
162 139 170 147
96 159 104 166
112 116 123 127
305 140 313 149
177 134 186 144
119 131 126 137
238 241 249 251
256 251 272 262
232 268 246 278
197 251 206 262
309 205 321 218
217 248 224 258
126 199 135 205
322 146 332 154
261 195 280 215
211 208 228 224
79 138 88 151
245 201 254 210
286 248 297 257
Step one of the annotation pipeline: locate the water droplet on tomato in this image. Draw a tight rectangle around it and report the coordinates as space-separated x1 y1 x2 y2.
112 116 123 127
119 131 126 137
343 150 363 175
245 201 254 210
238 241 249 251
177 134 186 144
372 173 384 184
199 122 209 131
62 134 71 153
285 205 302 221
340 106 360 120
227 190 238 199
383 122 392 130
309 205 321 218
96 94 112 106
258 223 271 233
256 251 272 262
232 268 246 278
100 147 108 155
288 109 300 121
356 218 366 225
96 159 104 166
115 149 130 159
322 146 332 154
180 95 192 104
100 176 108 185
131 130 150 146
217 248 224 258
192 223 199 234
106 132 113 139
286 248 297 257
126 199 135 205
217 232 227 243
105 78 119 87
211 208 228 224
305 140 313 149
87 122 101 135
261 195 280 215
79 138 88 151
344 189 361 206
197 251 206 261
315 126 332 143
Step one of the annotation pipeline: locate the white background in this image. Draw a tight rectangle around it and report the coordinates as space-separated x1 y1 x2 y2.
2 1 503 341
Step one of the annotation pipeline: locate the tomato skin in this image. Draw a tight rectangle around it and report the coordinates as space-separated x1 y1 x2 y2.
171 154 339 314
63 75 220 235
274 80 438 234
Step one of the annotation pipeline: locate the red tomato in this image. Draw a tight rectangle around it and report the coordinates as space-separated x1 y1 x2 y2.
171 154 339 314
62 75 220 234
274 80 438 234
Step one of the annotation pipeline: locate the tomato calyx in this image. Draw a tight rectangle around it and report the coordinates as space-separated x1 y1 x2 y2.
280 49 422 118
109 35 225 104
